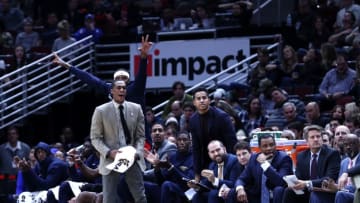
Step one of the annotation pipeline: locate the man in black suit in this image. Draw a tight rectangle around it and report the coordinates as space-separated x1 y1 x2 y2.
282 125 341 203
189 87 237 183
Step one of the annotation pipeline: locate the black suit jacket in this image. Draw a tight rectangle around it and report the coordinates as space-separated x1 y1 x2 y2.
295 145 340 187
189 106 237 176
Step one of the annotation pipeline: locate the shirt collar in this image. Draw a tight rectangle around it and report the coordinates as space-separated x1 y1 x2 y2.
112 100 125 109
5 141 21 151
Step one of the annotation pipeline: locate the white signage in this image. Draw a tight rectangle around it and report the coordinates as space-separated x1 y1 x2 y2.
130 37 250 89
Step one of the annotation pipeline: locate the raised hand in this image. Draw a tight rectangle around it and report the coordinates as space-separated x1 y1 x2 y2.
138 34 153 58
52 53 71 69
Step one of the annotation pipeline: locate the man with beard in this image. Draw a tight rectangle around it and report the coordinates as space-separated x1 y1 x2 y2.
189 140 241 203
232 133 293 203
118 123 177 202
282 125 341 203
143 131 193 203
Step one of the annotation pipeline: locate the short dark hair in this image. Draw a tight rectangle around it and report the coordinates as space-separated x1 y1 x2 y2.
192 86 209 100
233 141 251 153
172 81 185 90
176 131 191 139
257 132 275 147
257 47 269 56
182 101 195 111
145 106 153 113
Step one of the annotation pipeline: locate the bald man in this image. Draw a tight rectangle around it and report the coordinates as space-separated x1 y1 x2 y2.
334 125 351 159
305 102 328 127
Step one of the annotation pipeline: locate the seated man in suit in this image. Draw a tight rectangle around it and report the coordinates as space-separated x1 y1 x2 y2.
282 125 341 203
188 140 243 203
143 131 193 203
144 122 177 180
232 133 293 203
218 141 252 200
332 133 360 203
118 122 177 202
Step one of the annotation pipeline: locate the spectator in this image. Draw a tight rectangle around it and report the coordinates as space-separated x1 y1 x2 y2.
321 130 332 147
238 96 267 136
0 126 31 200
247 48 280 92
265 87 305 129
59 126 79 152
278 45 302 88
320 42 337 71
3 45 28 90
40 12 59 48
15 17 40 52
229 2 253 27
309 15 331 49
162 81 193 119
305 101 329 127
333 125 351 157
0 0 24 33
282 102 306 129
0 19 13 50
73 13 103 43
317 53 356 110
286 0 316 48
335 0 360 29
112 1 141 38
52 19 77 59
193 2 215 29
160 8 175 31
329 11 356 47
179 101 195 132
300 48 327 87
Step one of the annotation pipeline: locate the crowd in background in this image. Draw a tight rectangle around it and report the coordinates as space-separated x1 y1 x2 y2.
2 0 360 202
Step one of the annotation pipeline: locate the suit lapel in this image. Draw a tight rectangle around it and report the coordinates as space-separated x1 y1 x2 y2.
356 154 360 166
318 147 327 176
303 150 311 179
109 103 119 135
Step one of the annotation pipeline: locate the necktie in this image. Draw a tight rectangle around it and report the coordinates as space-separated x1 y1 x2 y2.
218 163 224 180
119 105 131 144
310 154 318 179
261 173 269 203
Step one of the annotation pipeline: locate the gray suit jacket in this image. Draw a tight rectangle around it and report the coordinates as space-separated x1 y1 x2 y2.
90 100 145 175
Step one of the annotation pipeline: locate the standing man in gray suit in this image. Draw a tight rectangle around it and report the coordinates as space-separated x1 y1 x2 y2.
90 80 146 203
